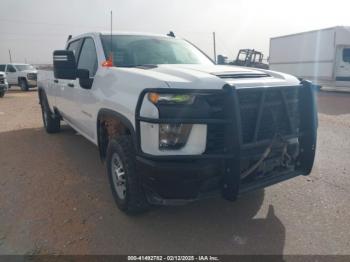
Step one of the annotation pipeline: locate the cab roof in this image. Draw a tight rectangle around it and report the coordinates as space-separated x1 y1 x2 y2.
69 31 176 41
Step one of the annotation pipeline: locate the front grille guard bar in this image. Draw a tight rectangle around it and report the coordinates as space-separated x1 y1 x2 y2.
135 84 315 160
135 81 318 199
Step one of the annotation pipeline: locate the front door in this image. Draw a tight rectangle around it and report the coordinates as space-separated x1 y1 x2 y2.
335 46 350 82
5 64 17 85
56 39 83 128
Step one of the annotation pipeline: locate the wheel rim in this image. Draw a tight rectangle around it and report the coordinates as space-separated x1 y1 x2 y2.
111 153 127 200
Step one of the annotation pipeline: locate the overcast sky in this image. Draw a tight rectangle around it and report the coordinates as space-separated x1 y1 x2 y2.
0 0 349 64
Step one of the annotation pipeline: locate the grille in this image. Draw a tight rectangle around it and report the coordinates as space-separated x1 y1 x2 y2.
27 73 37 80
238 87 299 144
205 87 300 153
202 93 226 119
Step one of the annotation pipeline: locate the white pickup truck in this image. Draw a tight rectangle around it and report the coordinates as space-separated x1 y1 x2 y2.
0 63 37 91
38 32 318 214
0 72 8 98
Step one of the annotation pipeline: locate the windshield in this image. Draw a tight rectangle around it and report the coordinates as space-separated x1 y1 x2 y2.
15 64 35 71
100 35 214 67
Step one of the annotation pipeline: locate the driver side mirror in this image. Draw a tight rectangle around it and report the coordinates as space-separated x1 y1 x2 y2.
77 69 93 89
53 50 77 80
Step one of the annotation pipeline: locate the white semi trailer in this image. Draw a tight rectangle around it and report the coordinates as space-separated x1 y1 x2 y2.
269 26 350 89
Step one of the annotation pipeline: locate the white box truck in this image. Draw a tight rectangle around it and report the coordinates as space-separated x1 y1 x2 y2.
269 26 350 89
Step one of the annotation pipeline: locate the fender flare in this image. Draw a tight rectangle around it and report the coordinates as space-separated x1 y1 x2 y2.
38 87 61 118
37 86 46 105
96 108 137 159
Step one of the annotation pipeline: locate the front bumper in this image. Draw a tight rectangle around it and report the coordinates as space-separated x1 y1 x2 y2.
27 79 37 87
135 81 318 205
137 156 303 205
137 157 222 205
137 144 309 205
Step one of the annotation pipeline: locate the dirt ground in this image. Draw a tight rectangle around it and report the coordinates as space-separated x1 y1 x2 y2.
0 87 350 255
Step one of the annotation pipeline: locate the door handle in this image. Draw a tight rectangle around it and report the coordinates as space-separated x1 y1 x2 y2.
340 66 345 68
54 79 59 83
67 83 74 88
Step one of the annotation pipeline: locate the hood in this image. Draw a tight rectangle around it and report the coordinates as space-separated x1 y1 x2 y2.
141 64 300 89
21 70 38 74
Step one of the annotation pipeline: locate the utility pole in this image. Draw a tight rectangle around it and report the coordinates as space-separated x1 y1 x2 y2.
213 32 216 64
8 49 12 63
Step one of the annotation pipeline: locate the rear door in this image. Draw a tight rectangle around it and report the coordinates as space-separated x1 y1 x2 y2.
335 46 350 81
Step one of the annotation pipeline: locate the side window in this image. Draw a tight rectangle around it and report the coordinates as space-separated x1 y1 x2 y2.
0 65 5 71
343 48 350 63
67 40 81 61
77 38 98 77
7 65 16 73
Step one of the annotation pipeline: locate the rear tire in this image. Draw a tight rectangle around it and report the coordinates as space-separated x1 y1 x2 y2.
0 91 4 98
106 136 149 215
19 79 29 91
40 95 60 133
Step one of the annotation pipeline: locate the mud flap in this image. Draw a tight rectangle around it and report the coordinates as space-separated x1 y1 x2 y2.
298 80 318 175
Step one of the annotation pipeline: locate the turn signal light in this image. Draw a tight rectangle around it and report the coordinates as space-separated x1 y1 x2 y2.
102 54 114 68
102 59 113 68
148 92 160 104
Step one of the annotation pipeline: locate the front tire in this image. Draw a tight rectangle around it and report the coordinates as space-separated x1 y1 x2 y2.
40 95 60 133
106 136 149 215
0 91 4 98
19 79 29 91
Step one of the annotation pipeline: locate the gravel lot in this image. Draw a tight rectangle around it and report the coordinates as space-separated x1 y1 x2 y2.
0 88 349 255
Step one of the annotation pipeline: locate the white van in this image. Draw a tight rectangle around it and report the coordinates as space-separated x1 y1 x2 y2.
269 26 350 89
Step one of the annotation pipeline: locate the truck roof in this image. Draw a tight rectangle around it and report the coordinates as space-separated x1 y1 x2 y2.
271 26 350 40
70 31 175 41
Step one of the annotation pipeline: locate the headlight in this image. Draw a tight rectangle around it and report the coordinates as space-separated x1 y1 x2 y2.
159 123 192 150
148 92 195 105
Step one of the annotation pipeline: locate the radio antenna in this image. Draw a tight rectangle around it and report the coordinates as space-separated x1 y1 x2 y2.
110 10 113 65
102 10 114 67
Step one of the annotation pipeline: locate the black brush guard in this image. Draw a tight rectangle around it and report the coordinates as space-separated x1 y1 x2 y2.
135 81 317 203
